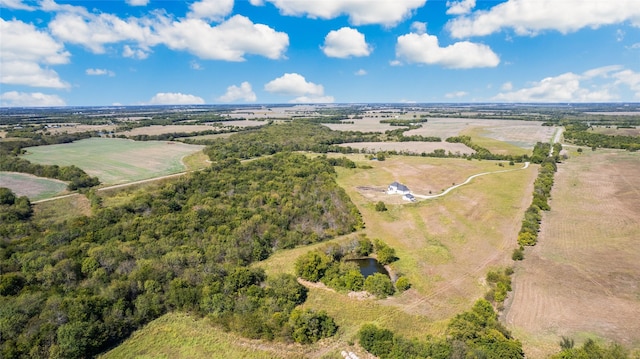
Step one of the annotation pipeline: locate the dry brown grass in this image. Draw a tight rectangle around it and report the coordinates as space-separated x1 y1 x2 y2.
591 126 640 137
503 149 640 358
334 155 537 320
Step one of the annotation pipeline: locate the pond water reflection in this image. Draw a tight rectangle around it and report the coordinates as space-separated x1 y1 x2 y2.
347 258 389 278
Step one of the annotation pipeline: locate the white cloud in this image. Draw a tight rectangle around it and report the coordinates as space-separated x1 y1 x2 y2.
446 0 475 15
257 0 427 27
445 91 468 98
148 92 205 105
354 69 367 76
495 66 640 102
86 68 115 76
322 27 371 58
126 0 149 6
43 2 288 62
613 70 640 98
48 12 154 54
190 61 203 70
188 0 234 22
395 31 499 69
410 21 427 35
217 82 257 102
265 73 334 103
0 19 70 88
448 0 640 38
0 0 35 10
501 82 513 91
123 45 150 59
0 91 66 107
265 73 324 96
155 15 289 61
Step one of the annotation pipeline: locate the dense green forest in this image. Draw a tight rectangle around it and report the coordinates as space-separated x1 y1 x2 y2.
0 151 361 358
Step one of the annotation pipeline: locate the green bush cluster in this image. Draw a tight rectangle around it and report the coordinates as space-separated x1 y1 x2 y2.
518 146 557 247
294 236 397 297
484 268 513 307
551 338 630 359
358 299 524 359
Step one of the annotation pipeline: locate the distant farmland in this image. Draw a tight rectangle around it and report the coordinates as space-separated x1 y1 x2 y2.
23 138 204 185
339 141 474 155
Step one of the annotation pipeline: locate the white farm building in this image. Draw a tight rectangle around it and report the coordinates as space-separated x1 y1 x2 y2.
387 181 411 195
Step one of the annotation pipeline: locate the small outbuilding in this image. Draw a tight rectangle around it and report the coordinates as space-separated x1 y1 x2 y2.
402 193 416 202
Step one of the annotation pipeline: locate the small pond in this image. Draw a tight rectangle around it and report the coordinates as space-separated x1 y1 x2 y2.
348 258 389 278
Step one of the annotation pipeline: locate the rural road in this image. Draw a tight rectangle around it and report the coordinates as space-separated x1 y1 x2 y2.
549 127 564 156
413 161 530 200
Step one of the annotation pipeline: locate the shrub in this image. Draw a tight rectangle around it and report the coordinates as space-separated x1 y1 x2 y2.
364 273 395 298
512 247 524 261
395 276 411 292
289 309 337 344
375 201 388 212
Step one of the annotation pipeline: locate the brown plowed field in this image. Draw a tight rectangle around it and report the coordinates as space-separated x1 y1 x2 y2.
503 149 640 358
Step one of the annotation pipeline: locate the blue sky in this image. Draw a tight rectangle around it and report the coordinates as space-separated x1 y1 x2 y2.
1 0 639 106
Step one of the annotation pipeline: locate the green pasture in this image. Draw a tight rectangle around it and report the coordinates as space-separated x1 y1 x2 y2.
22 138 204 185
462 127 531 156
100 312 305 359
0 171 68 201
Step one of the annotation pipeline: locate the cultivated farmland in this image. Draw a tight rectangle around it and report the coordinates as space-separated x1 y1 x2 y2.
0 171 68 201
22 138 204 185
504 149 640 358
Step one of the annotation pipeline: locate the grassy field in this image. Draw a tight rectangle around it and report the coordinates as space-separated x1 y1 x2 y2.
33 194 91 223
100 312 307 359
23 138 204 185
503 149 640 358
0 171 68 200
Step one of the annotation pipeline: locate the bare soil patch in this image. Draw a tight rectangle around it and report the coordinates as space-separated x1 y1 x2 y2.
503 150 640 358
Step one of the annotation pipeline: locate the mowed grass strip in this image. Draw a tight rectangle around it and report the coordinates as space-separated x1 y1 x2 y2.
99 312 306 359
23 138 204 185
0 171 68 201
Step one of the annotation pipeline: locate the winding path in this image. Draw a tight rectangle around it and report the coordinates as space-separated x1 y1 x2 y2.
412 161 530 200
